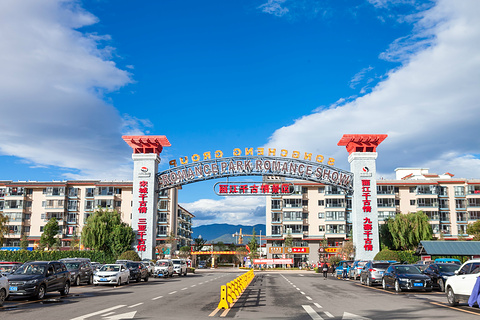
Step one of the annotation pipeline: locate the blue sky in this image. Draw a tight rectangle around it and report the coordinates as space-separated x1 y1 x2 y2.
1 0 480 226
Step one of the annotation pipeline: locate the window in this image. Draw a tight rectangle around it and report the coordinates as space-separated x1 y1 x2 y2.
455 199 466 209
157 226 168 235
96 186 114 196
326 224 345 234
409 187 416 193
417 198 437 207
318 212 324 219
470 211 480 220
271 226 282 235
68 187 79 197
377 185 394 195
410 200 416 206
325 198 345 208
325 186 345 195
158 200 168 210
318 200 324 206
283 225 302 234
454 186 465 196
85 200 94 210
68 200 78 211
302 187 308 194
326 211 345 221
319 225 325 232
158 212 168 222
283 211 302 221
284 199 302 208
468 198 480 207
318 187 324 193
115 201 122 207
85 188 94 197
95 199 113 208
24 226 30 233
271 212 281 222
377 198 395 207
271 200 281 210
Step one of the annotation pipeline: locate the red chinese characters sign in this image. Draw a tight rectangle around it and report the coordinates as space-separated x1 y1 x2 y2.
137 180 149 252
214 182 293 196
362 179 373 251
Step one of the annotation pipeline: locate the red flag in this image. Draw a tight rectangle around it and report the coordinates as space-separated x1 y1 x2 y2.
246 245 251 253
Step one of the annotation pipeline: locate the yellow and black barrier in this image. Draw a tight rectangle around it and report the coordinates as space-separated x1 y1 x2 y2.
217 269 255 309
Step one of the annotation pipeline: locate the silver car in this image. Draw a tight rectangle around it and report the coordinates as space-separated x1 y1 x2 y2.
359 261 392 286
0 272 9 307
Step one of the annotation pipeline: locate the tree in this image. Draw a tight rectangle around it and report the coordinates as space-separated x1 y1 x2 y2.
0 213 9 246
70 232 80 250
118 250 141 261
40 218 60 250
338 240 355 260
20 234 29 250
247 228 259 259
179 246 191 258
384 211 432 250
235 247 249 266
81 209 135 256
467 220 480 240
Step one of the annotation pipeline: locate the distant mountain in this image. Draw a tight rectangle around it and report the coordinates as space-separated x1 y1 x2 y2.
192 223 266 243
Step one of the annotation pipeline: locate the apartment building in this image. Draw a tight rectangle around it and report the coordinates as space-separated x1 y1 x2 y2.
264 169 480 266
0 181 193 251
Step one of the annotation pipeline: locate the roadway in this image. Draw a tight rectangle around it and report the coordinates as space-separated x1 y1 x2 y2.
2 269 480 320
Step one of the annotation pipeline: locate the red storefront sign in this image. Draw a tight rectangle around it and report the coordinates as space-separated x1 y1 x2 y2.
362 179 373 251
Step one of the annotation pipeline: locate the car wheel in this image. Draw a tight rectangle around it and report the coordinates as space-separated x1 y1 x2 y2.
395 280 402 292
367 277 372 287
447 287 458 306
88 274 93 285
0 288 6 307
382 278 387 290
144 275 149 282
60 281 70 296
136 275 141 283
126 277 130 285
36 284 46 300
438 278 445 292
184 271 187 276
74 276 80 286
359 276 364 285
116 278 121 286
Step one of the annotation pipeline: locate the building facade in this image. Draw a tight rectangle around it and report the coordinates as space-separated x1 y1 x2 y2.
264 169 480 265
0 181 193 252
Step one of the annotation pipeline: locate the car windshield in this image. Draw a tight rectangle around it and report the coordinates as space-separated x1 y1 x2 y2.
172 260 181 264
358 261 367 267
126 262 137 268
372 263 390 269
438 264 460 272
395 266 421 274
0 265 16 273
14 264 46 275
157 261 168 266
100 265 120 272
414 265 428 271
65 263 80 270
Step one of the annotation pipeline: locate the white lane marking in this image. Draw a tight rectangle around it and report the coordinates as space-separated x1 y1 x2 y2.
300 291 305 295
102 312 115 317
292 285 297 288
199 282 204 284
306 296 312 300
169 291 177 295
181 287 188 290
299 274 305 277
314 303 323 308
128 302 143 308
152 296 163 300
302 305 324 320
323 311 334 318
191 285 196 287
296 288 301 291
70 305 126 320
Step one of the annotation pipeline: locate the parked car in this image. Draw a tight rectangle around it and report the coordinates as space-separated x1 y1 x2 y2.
0 262 23 276
198 261 206 269
142 260 155 276
91 262 103 274
154 259 174 278
434 258 461 265
423 263 460 292
60 258 94 286
359 261 392 286
172 259 188 276
382 264 433 292
93 264 130 286
348 260 368 280
0 272 9 307
335 260 354 278
445 259 480 306
126 262 149 282
7 261 71 299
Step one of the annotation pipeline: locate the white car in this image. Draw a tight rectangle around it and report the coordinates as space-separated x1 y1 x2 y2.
172 259 188 276
445 259 480 306
93 264 130 286
154 259 174 278
0 272 9 307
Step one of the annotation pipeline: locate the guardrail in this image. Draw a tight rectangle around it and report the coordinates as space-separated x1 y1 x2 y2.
217 269 255 310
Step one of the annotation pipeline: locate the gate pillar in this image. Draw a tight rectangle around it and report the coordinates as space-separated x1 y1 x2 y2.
123 135 171 260
338 134 387 260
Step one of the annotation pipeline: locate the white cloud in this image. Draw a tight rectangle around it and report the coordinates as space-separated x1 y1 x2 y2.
264 0 480 179
181 197 266 226
258 0 289 17
0 0 136 180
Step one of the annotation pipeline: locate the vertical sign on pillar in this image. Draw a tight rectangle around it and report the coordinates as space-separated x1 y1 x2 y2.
123 136 171 260
338 134 387 261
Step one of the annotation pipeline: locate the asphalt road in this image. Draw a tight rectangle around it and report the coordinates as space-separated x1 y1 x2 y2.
2 269 480 320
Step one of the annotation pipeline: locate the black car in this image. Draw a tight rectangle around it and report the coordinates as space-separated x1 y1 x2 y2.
60 258 94 286
7 261 71 299
422 263 460 292
382 264 432 292
126 262 149 282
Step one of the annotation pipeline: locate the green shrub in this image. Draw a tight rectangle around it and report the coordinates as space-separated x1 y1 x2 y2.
0 250 115 263
314 267 319 273
117 250 141 261
374 249 400 261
